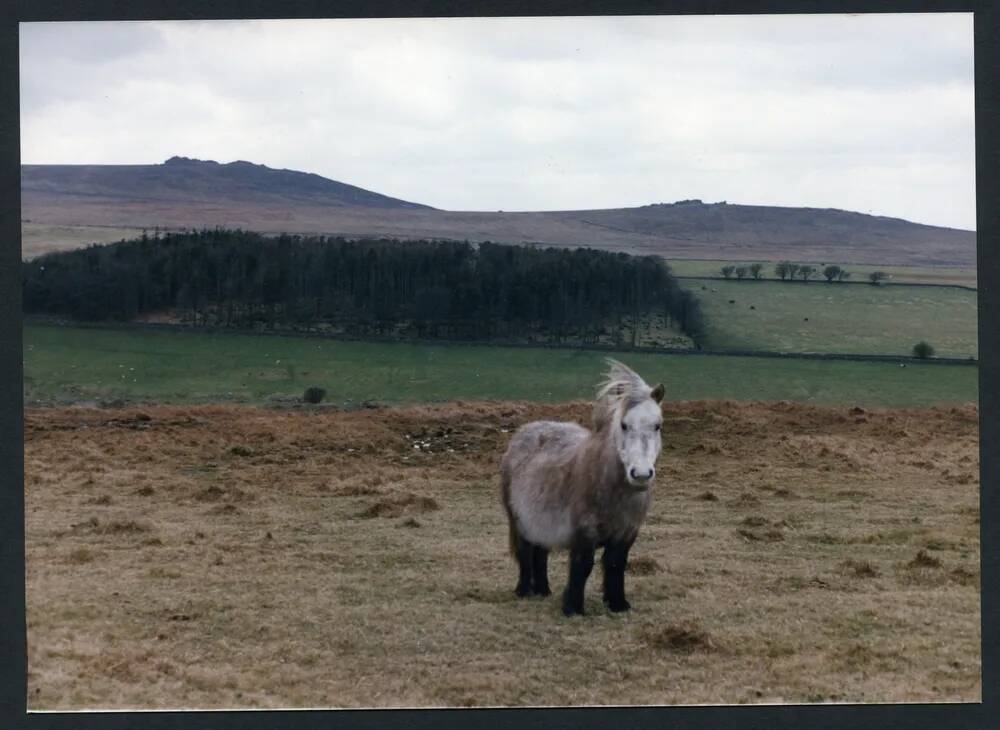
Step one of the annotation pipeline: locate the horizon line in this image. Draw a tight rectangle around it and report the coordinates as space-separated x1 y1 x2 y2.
20 157 978 233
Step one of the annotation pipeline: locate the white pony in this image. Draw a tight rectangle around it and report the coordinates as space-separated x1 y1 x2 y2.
500 359 664 616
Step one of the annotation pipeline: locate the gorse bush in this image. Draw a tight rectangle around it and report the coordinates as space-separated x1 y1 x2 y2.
303 387 326 404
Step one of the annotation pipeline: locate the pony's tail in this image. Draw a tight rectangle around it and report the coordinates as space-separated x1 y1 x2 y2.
507 515 518 559
500 469 518 560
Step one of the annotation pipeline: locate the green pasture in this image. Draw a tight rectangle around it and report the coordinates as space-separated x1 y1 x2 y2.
23 325 978 408
688 278 978 358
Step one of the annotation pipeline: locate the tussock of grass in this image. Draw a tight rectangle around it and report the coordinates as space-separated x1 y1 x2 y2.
67 548 95 564
730 492 761 508
330 484 382 497
208 504 240 515
908 550 943 569
101 520 151 534
626 556 661 575
195 486 225 502
195 485 253 503
646 624 716 654
147 567 181 579
923 538 957 551
836 644 909 672
859 528 924 545
70 517 151 535
737 528 784 543
950 567 979 587
357 494 440 519
840 559 880 578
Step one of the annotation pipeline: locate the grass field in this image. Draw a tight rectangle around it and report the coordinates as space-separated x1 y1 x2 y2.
667 259 978 288
25 400 980 708
688 279 978 359
24 325 979 408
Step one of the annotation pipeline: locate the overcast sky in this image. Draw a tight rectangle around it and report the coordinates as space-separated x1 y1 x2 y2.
20 14 975 229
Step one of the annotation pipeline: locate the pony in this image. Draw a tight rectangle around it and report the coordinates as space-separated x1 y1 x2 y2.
500 359 664 616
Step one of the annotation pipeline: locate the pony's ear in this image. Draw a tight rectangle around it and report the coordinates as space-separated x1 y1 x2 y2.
651 383 665 403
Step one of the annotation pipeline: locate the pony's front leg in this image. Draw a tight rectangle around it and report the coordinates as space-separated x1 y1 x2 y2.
562 541 595 616
602 540 633 612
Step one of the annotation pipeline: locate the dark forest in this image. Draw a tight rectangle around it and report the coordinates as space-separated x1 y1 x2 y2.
23 230 705 347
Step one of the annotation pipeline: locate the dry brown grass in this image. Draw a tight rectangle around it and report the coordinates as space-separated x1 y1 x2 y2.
25 399 980 709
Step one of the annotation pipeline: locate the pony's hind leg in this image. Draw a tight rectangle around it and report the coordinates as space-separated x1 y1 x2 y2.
514 534 536 597
531 546 551 597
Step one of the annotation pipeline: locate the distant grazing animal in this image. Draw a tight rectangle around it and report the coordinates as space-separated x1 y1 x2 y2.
499 359 665 616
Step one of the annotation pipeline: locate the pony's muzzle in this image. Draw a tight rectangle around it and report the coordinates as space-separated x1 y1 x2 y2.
628 466 654 485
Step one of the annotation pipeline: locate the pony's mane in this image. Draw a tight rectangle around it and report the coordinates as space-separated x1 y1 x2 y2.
593 358 652 431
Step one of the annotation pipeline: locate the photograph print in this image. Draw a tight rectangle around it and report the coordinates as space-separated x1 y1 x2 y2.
19 12 980 709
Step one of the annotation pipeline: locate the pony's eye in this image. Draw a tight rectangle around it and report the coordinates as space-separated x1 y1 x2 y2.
654 424 661 431
621 422 628 431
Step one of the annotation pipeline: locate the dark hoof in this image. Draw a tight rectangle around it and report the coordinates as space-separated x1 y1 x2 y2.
534 585 552 597
515 584 534 598
606 598 631 613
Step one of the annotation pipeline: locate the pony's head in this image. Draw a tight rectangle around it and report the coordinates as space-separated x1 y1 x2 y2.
594 359 665 490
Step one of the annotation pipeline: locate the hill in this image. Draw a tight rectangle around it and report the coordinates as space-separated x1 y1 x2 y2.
21 158 976 267
22 156 433 210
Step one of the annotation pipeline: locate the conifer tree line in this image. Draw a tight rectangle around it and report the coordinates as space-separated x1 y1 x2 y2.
23 229 706 346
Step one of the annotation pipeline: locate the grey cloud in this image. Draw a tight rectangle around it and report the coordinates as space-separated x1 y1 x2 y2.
21 21 166 63
18 15 975 229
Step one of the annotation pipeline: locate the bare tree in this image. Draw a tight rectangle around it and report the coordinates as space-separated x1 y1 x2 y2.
721 265 735 279
799 265 817 282
823 265 842 282
734 265 749 280
869 271 887 285
749 263 764 280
